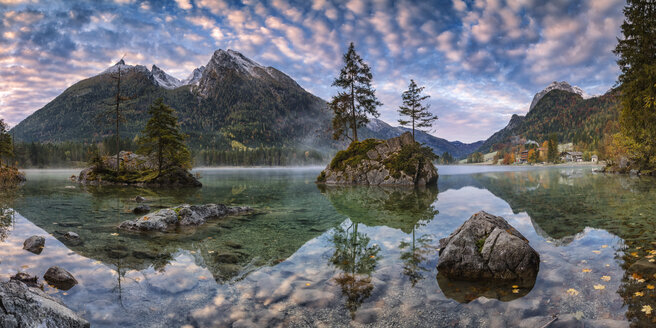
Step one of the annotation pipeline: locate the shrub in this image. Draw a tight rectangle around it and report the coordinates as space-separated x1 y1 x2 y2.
329 139 383 171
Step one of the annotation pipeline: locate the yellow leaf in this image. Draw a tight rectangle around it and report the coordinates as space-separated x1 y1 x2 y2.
512 289 519 294
631 252 639 257
582 269 592 273
650 259 656 263
647 284 655 290
20 265 28 269
605 264 610 267
198 276 207 280
635 291 644 297
208 250 215 254
306 283 311 286
643 305 653 315
601 245 608 248
567 288 579 296
649 250 656 255
593 284 605 290
638 279 646 283
633 273 643 280
512 285 519 289
190 251 196 254
110 233 119 236
592 250 601 254
601 276 611 281
637 247 642 250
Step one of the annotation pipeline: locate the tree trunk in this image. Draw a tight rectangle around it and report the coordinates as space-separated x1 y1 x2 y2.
115 66 121 174
158 137 162 177
351 82 358 142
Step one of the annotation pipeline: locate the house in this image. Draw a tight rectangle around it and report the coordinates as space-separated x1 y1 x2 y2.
519 150 529 163
591 155 598 163
560 151 583 162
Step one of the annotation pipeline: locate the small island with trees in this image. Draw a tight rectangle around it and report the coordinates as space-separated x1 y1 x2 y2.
317 43 439 186
0 119 25 185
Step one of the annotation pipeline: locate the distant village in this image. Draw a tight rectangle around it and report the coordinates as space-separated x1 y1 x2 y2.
461 137 600 165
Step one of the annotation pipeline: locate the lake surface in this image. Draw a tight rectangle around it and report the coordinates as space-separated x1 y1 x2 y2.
1 166 656 327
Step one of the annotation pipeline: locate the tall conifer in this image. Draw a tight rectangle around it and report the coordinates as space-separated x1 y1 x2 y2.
398 80 437 141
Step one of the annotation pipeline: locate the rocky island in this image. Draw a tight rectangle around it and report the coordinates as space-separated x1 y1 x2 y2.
317 132 438 186
118 203 252 232
77 151 201 187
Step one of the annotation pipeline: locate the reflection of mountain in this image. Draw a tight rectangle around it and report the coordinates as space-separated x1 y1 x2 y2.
318 185 439 233
12 180 346 283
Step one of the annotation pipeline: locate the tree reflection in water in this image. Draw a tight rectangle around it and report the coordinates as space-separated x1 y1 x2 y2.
330 222 380 318
399 229 436 287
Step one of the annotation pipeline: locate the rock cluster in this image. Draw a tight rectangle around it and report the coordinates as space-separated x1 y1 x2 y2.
0 280 89 328
318 132 438 186
437 211 540 281
118 204 252 232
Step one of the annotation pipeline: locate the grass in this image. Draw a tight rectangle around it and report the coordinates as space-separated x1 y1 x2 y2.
329 139 383 171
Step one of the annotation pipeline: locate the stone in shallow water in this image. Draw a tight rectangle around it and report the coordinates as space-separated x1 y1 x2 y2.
23 235 45 254
118 204 252 232
133 205 151 214
437 211 540 281
43 266 78 291
0 280 89 328
10 272 42 288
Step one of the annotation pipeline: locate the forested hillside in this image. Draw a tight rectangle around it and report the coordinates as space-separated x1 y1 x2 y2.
477 89 620 153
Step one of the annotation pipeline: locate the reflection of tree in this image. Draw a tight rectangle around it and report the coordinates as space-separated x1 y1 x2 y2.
399 229 436 287
330 222 380 318
0 187 19 242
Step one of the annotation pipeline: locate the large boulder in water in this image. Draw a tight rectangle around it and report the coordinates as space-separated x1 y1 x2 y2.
43 266 78 291
118 204 252 232
0 280 89 328
23 235 45 254
317 132 438 186
437 211 540 281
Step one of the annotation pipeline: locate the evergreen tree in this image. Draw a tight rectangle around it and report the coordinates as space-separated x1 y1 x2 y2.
398 80 437 140
614 0 656 170
138 98 190 175
0 119 13 167
329 42 382 142
547 134 559 163
440 151 454 164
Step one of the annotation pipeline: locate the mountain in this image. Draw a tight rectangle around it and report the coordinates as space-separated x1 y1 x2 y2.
528 81 586 111
361 119 483 159
477 83 619 153
11 49 479 160
11 49 331 152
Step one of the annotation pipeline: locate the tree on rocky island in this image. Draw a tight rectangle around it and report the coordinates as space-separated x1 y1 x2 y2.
329 42 382 142
614 0 656 172
0 119 14 167
398 80 437 141
138 98 191 176
97 58 129 174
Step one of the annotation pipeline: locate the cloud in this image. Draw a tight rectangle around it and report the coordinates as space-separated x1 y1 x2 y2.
0 0 626 142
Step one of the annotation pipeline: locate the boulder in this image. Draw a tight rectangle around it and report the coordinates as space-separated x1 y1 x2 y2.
10 272 42 288
43 266 78 291
23 235 45 254
317 132 438 186
118 204 253 232
0 280 89 328
437 211 540 281
135 196 146 203
133 205 151 214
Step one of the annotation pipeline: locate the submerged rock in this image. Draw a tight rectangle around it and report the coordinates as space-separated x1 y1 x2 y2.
43 266 78 291
23 235 45 254
0 280 89 328
317 132 438 186
135 196 146 203
10 272 42 288
437 211 540 281
133 204 151 214
118 204 253 232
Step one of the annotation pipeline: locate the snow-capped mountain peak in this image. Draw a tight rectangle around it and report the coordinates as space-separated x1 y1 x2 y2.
182 65 205 86
151 65 183 89
209 49 268 77
529 81 587 111
101 59 150 76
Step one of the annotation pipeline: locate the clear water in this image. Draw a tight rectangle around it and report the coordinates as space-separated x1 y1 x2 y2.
1 166 656 327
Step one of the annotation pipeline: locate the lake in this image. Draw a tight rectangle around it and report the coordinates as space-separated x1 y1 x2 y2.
1 165 655 327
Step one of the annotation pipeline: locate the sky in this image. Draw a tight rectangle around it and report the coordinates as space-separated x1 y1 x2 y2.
0 0 626 143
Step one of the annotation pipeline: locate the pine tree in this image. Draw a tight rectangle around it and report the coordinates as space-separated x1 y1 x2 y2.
329 42 382 142
547 134 559 163
398 80 437 141
614 0 656 170
138 98 191 176
0 119 13 167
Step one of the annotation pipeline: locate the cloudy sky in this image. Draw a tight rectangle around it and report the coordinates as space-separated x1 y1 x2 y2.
0 0 625 142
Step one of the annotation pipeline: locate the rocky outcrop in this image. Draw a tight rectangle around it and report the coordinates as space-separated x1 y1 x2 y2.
0 167 26 186
43 266 78 291
10 272 42 288
77 151 202 187
23 235 45 254
317 132 438 186
0 280 89 328
437 211 540 281
133 205 151 214
118 204 252 232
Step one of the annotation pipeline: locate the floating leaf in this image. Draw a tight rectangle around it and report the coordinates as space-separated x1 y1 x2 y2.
647 284 655 290
633 273 643 280
643 305 653 315
512 285 519 289
198 276 207 280
631 252 639 257
208 250 215 254
638 278 646 283
110 233 119 236
512 289 519 294
601 276 611 282
601 245 608 248
582 269 592 273
635 291 644 297
650 259 656 263
592 250 601 254
593 284 605 290
20 265 29 269
605 264 611 267
306 283 311 286
567 288 579 296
